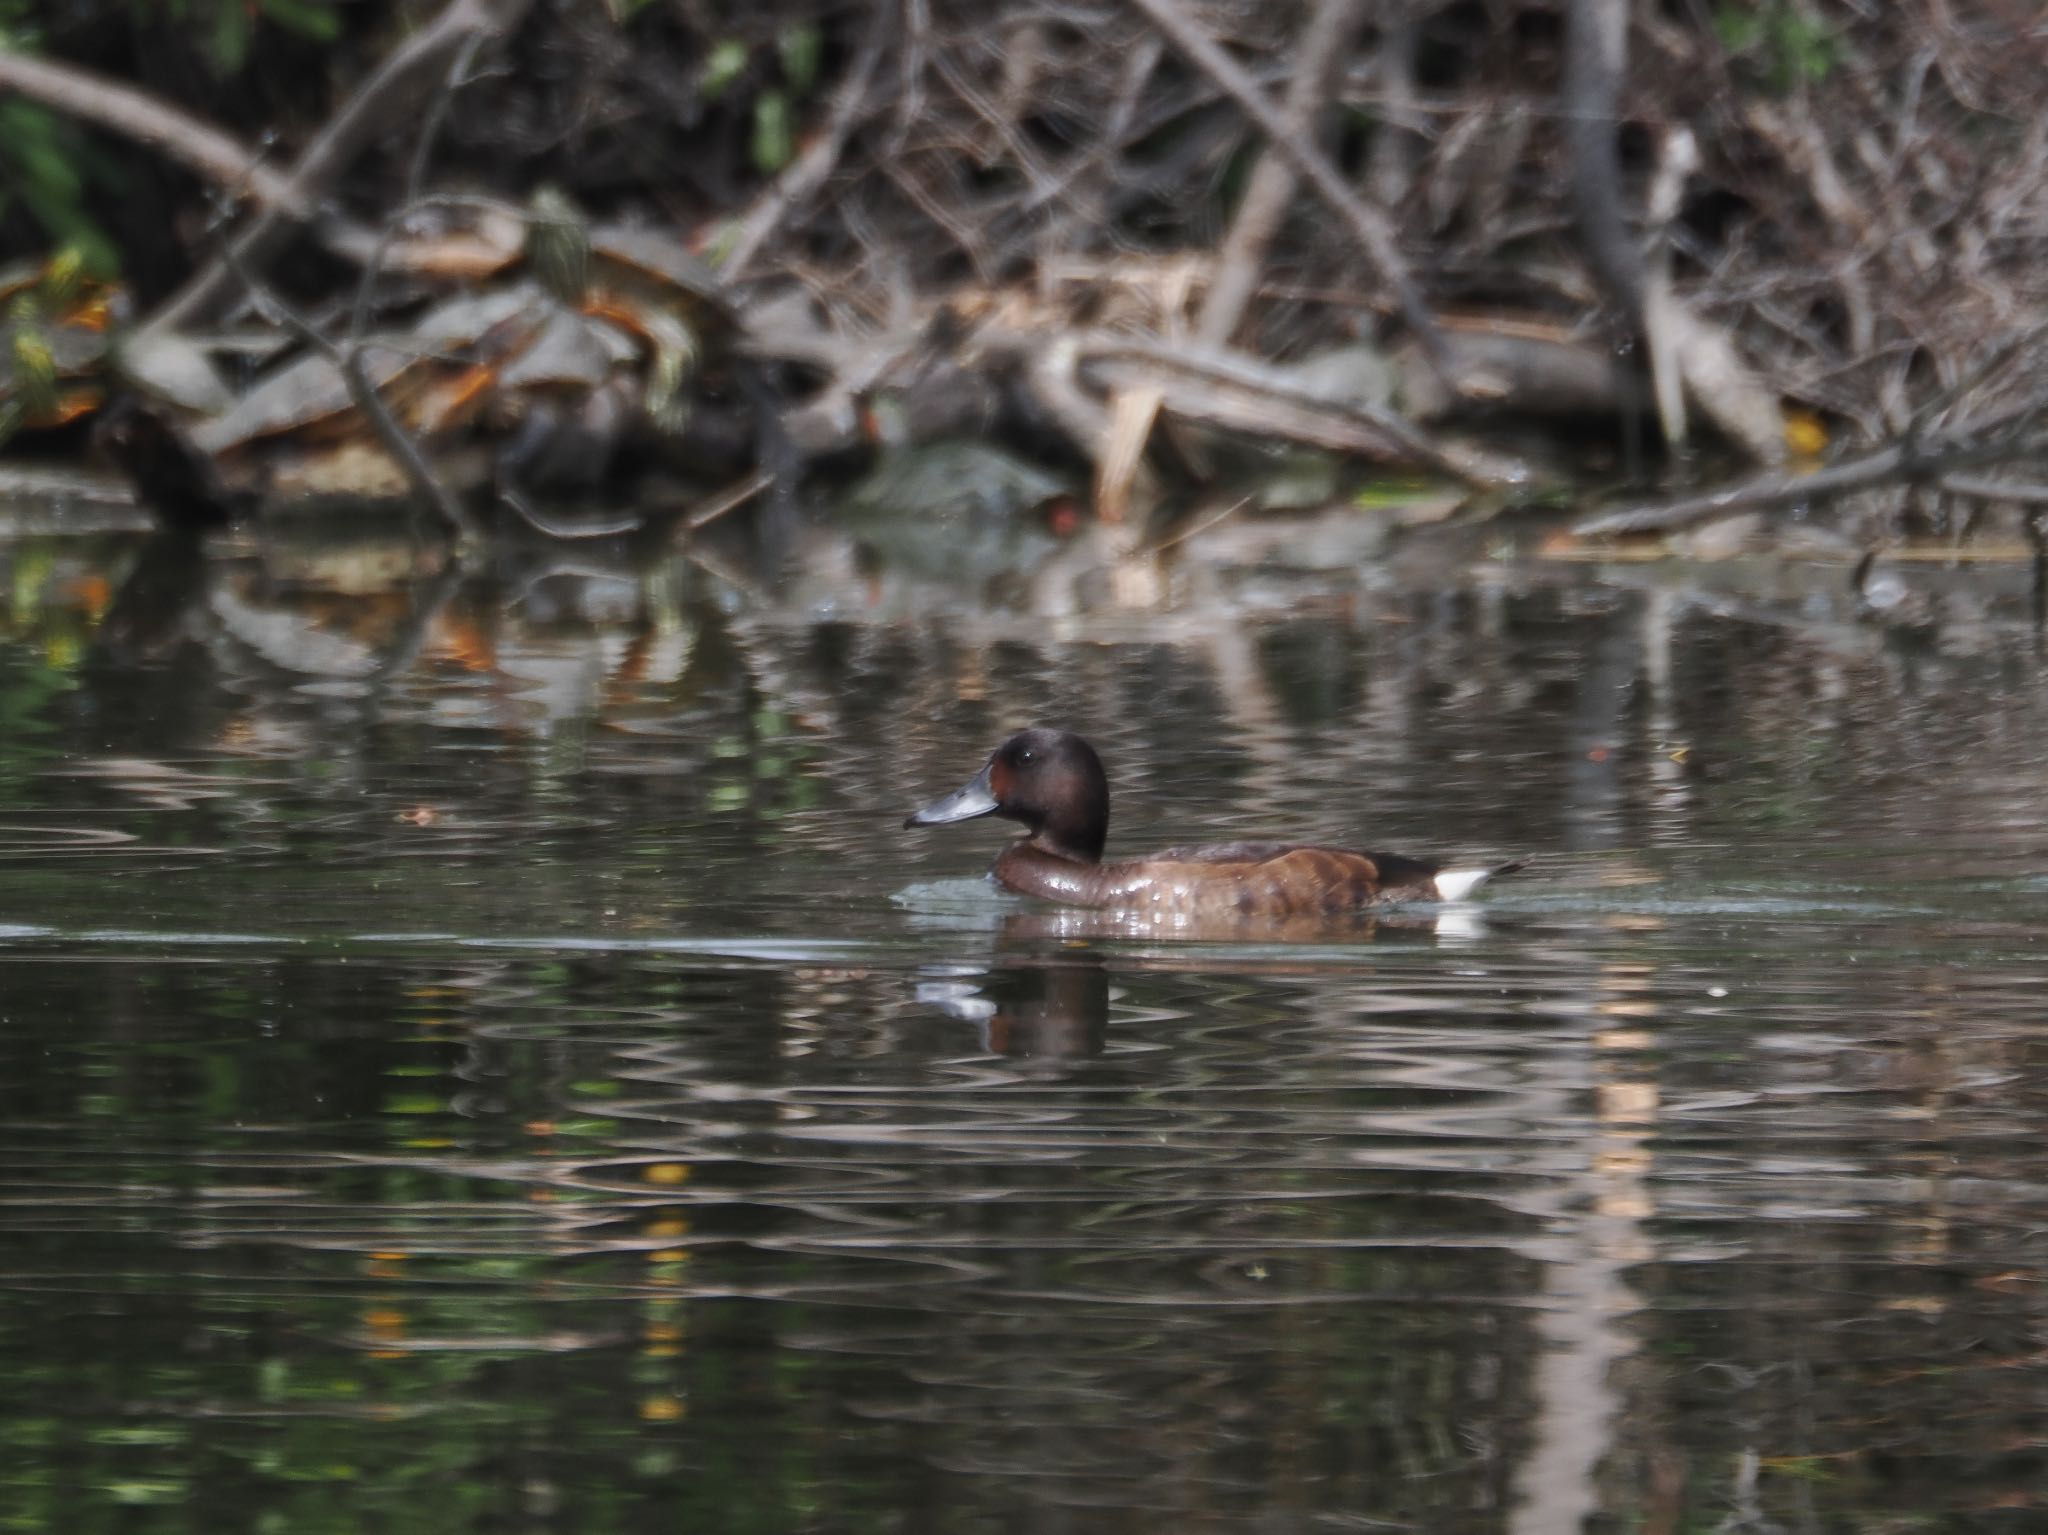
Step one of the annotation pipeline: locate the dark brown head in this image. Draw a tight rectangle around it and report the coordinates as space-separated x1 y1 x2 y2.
903 729 1110 863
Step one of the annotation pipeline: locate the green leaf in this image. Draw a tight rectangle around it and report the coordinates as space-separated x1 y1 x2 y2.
751 90 793 175
1714 5 1764 50
778 21 821 93
260 0 342 42
700 38 748 99
208 0 250 74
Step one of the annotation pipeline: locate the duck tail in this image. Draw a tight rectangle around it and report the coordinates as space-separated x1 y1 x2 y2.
1432 858 1527 903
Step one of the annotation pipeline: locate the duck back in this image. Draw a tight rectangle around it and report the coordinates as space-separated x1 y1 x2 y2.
994 840 1443 917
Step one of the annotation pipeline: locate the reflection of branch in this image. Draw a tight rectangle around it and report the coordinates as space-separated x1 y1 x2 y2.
147 0 535 335
371 552 469 684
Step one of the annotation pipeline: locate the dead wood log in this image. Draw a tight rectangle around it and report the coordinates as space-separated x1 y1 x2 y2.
1081 335 1532 489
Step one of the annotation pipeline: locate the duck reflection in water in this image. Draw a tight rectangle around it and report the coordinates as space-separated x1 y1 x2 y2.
920 954 1111 1061
920 902 1481 1063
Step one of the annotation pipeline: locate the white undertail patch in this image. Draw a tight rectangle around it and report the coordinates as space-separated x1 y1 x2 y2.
1431 867 1495 903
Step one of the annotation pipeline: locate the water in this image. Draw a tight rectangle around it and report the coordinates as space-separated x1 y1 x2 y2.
2 526 2047 1533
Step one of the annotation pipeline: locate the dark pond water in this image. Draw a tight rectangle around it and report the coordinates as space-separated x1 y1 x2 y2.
2 522 2047 1534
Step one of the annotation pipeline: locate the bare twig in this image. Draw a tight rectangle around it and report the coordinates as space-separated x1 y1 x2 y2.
1906 320 2048 440
0 51 309 214
350 34 491 346
499 491 642 540
1196 0 1366 344
1575 425 2048 537
217 228 482 546
0 49 379 263
680 470 775 534
1143 494 1252 555
1122 0 1450 375
146 0 536 335
1939 475 2048 507
722 20 888 280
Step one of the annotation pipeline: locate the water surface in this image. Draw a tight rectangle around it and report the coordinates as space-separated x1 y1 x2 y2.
2 528 2046 1533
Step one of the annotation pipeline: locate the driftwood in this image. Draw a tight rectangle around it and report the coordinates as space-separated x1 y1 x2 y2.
1078 335 1529 488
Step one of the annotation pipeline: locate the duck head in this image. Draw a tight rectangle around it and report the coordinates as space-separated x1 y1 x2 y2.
904 728 1109 862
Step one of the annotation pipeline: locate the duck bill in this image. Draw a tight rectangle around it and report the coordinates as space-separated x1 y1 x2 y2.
903 765 999 828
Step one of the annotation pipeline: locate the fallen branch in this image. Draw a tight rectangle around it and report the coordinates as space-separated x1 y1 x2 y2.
1574 424 2048 537
0 50 307 213
146 0 535 335
0 49 378 263
1083 335 1533 488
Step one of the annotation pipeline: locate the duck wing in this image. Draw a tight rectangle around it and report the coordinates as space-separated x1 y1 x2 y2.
1149 841 1442 885
1147 839 1312 865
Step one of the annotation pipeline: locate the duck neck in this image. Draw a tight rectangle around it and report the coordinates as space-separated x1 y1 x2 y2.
1029 777 1107 863
1027 822 1104 865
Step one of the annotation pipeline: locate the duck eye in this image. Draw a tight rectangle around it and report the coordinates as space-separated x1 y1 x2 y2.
1017 748 1035 764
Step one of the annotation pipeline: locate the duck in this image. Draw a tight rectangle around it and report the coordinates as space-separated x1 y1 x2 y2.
904 728 1523 917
